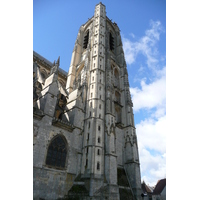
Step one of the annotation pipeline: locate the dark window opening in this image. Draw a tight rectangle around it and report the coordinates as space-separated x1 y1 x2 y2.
97 149 100 155
46 135 67 169
98 137 101 143
83 31 89 49
86 159 88 167
97 162 100 170
98 126 101 131
109 32 114 51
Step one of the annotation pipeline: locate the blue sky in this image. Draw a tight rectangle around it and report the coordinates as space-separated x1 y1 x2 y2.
34 0 166 186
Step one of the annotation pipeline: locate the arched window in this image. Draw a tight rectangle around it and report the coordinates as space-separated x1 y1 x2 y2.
115 91 121 104
83 31 89 49
114 68 120 88
109 32 114 51
98 137 101 143
46 135 67 169
97 162 100 170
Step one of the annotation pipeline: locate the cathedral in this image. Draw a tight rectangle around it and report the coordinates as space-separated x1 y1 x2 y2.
33 2 142 200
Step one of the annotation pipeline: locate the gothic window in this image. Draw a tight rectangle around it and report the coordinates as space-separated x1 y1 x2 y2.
98 125 101 131
115 105 121 123
92 77 94 81
114 68 119 80
99 104 101 109
99 114 101 118
109 32 114 51
46 135 67 169
88 121 90 129
91 93 93 98
83 31 89 49
92 85 94 89
97 162 100 170
115 91 121 103
90 102 92 108
87 133 90 140
97 149 100 155
114 68 120 88
86 159 88 168
98 137 101 143
99 86 101 90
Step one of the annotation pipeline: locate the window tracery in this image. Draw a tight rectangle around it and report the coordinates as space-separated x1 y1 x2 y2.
46 135 67 169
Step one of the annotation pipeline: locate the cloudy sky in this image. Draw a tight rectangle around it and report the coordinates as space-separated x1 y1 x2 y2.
33 0 166 186
122 19 166 185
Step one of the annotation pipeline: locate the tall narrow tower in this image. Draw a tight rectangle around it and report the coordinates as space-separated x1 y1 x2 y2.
66 2 142 200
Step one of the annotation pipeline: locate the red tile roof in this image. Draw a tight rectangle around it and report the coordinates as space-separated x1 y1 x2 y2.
153 178 166 195
141 181 153 194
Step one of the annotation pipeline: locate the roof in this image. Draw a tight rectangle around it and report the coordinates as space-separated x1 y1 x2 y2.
33 51 53 66
33 51 68 77
153 178 166 195
141 181 153 194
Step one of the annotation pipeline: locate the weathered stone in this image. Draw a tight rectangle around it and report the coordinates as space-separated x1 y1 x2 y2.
33 2 142 200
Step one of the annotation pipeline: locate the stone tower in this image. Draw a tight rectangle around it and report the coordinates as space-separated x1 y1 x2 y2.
33 2 142 200
65 2 142 200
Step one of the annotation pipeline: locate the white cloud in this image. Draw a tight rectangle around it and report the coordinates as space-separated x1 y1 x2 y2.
140 150 166 186
122 20 166 186
130 67 166 113
122 20 164 69
129 67 166 186
137 116 166 186
137 115 166 154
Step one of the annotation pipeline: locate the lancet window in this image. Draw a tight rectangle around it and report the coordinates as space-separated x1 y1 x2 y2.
46 135 67 169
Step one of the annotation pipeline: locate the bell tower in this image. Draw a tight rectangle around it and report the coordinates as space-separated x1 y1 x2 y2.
66 2 142 199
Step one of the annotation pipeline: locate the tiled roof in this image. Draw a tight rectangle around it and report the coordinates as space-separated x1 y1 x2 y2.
141 181 153 194
153 178 166 195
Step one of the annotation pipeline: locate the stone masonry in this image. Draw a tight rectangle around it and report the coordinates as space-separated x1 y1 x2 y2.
33 2 142 200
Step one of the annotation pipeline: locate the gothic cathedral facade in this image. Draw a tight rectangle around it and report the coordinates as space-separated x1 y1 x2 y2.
33 2 142 200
